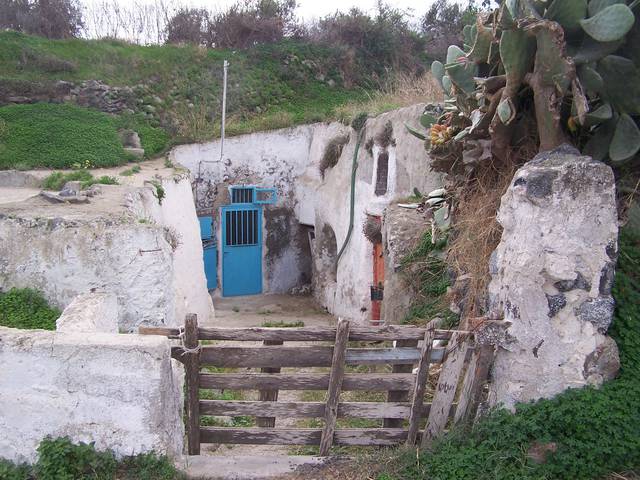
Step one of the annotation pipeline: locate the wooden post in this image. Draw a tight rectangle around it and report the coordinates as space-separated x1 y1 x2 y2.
421 332 469 448
453 344 494 425
406 329 436 445
256 340 283 427
384 339 418 428
319 319 350 456
184 313 201 455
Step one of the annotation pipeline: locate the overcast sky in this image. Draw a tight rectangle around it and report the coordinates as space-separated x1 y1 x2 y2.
166 0 462 22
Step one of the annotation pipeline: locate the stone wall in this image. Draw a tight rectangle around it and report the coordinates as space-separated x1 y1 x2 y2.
0 325 183 463
488 147 620 409
381 204 429 324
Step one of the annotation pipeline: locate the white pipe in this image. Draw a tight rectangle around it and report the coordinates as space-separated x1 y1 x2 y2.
220 60 228 161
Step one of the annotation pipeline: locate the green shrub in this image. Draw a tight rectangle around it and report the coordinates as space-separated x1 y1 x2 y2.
0 459 30 480
400 231 457 327
42 170 93 190
0 103 129 169
0 288 60 330
82 175 119 188
381 226 640 480
35 437 117 480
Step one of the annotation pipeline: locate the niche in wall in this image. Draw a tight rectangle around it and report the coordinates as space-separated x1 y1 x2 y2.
375 151 389 196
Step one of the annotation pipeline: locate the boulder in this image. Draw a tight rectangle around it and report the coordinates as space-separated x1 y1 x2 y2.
488 146 619 409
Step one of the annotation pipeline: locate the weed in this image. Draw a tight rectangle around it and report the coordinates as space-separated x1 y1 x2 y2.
35 436 117 480
42 170 93 190
260 320 305 327
256 308 274 316
120 165 141 176
164 158 174 168
319 134 349 178
400 230 458 327
149 180 165 204
0 288 60 330
231 306 240 312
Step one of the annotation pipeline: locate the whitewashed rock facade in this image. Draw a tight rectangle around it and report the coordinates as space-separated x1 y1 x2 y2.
0 326 183 463
488 146 620 409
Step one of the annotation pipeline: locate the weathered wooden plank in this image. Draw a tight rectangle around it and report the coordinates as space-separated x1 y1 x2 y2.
200 428 408 446
199 372 416 391
453 344 494 425
200 400 414 419
195 325 456 342
184 314 201 455
406 329 436 445
319 318 350 455
422 333 470 447
257 340 282 428
139 326 181 337
197 346 444 368
385 339 419 428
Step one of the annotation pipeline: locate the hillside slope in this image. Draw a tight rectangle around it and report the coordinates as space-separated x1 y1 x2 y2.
0 31 423 169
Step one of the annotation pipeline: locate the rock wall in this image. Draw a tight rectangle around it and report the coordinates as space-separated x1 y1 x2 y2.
56 293 119 333
488 147 620 409
381 204 429 324
0 326 183 463
171 105 442 322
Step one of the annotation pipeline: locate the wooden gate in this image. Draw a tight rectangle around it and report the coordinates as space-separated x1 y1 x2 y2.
140 315 493 456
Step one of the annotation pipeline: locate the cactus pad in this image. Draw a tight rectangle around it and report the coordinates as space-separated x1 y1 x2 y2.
580 4 636 42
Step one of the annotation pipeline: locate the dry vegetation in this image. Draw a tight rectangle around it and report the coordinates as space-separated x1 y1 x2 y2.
335 72 443 125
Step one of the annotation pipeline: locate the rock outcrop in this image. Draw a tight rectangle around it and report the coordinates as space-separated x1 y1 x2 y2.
488 146 620 409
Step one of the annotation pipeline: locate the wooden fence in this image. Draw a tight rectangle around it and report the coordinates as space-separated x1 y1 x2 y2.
140 314 493 456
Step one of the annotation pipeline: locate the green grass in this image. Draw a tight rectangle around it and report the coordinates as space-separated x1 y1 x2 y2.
0 288 60 330
120 165 141 176
0 103 132 169
378 226 640 480
260 320 305 327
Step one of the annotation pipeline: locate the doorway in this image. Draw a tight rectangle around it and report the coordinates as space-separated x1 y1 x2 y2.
221 204 263 297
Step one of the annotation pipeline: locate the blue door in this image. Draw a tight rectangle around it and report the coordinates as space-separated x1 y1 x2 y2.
198 215 217 290
221 204 263 296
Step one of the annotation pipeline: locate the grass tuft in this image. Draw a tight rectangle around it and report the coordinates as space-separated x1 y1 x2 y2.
0 288 60 330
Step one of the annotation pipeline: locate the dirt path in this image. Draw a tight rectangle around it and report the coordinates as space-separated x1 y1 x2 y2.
202 294 336 457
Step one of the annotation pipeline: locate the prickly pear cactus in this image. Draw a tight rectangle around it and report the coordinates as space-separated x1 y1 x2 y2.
409 0 640 173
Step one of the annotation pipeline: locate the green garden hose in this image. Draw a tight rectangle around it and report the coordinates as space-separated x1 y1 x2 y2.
336 117 367 265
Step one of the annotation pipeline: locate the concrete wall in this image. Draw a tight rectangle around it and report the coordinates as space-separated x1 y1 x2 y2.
0 325 184 463
171 105 441 322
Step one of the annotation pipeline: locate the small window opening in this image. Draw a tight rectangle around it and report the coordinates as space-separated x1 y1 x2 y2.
375 151 389 196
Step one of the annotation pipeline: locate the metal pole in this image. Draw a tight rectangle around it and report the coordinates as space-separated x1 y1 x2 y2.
220 60 228 161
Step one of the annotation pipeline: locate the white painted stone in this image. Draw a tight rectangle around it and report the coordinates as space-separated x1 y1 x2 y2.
0 216 176 332
0 173 213 331
488 146 620 409
128 175 214 326
0 326 184 464
56 292 119 333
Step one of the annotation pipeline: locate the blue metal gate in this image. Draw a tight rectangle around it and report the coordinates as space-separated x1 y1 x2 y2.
198 215 217 290
221 204 263 296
